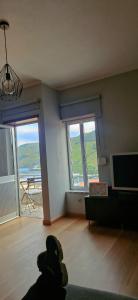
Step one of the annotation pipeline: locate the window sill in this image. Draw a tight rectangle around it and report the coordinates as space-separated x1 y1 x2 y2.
66 190 89 194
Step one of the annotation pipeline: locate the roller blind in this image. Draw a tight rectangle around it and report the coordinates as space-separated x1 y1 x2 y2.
1 101 40 124
59 95 102 121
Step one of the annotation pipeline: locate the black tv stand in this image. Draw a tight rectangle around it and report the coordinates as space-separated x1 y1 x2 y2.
85 188 138 230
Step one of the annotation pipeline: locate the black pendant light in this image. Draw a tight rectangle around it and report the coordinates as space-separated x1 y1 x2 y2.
0 20 23 100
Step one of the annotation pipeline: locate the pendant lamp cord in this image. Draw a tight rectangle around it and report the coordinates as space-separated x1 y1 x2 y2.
3 25 8 67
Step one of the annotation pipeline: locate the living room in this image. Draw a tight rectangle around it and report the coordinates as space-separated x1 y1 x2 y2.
0 1 138 300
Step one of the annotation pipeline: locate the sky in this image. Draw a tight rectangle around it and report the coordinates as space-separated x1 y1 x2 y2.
69 121 95 137
16 123 39 146
16 121 96 146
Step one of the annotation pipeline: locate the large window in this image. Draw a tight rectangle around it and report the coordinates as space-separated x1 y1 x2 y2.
67 119 99 190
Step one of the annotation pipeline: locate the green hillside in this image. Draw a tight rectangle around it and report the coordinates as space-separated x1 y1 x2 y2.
70 131 98 175
17 143 40 169
17 131 98 176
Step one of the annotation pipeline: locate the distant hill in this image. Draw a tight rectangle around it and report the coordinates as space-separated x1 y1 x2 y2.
17 131 98 175
70 131 98 175
17 143 40 170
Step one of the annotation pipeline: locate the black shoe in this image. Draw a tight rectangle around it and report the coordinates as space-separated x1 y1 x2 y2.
46 235 68 287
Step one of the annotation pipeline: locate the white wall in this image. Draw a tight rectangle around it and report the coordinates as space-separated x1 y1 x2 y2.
60 70 138 185
41 84 69 221
0 70 137 219
0 84 49 222
0 83 69 223
60 70 138 214
0 84 42 111
66 191 88 215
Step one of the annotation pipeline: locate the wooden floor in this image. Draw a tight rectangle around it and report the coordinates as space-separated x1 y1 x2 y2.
0 217 138 300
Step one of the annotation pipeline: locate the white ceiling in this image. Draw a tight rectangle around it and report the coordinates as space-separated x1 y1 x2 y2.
0 0 138 90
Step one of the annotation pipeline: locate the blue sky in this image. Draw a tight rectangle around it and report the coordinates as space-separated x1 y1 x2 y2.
69 121 95 137
16 123 39 146
16 121 95 146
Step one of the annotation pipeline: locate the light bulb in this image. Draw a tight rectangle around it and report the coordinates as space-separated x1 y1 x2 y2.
2 73 15 95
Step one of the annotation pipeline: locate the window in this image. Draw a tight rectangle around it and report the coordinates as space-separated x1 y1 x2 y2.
67 119 99 190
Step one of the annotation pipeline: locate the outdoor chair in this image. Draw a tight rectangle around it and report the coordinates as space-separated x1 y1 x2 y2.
20 177 42 213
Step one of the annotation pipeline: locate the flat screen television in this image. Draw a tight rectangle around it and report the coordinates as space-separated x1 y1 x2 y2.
111 153 138 191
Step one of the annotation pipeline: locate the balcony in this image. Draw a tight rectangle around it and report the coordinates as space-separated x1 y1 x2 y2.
19 174 43 218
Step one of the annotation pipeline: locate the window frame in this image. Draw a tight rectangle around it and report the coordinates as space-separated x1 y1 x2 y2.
66 117 99 191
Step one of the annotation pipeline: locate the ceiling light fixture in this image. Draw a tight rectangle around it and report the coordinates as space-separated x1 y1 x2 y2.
0 20 23 100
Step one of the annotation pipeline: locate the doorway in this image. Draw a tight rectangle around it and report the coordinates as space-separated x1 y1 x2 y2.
16 120 43 218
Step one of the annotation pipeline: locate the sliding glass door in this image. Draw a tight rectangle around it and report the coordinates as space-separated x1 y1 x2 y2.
0 125 19 224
